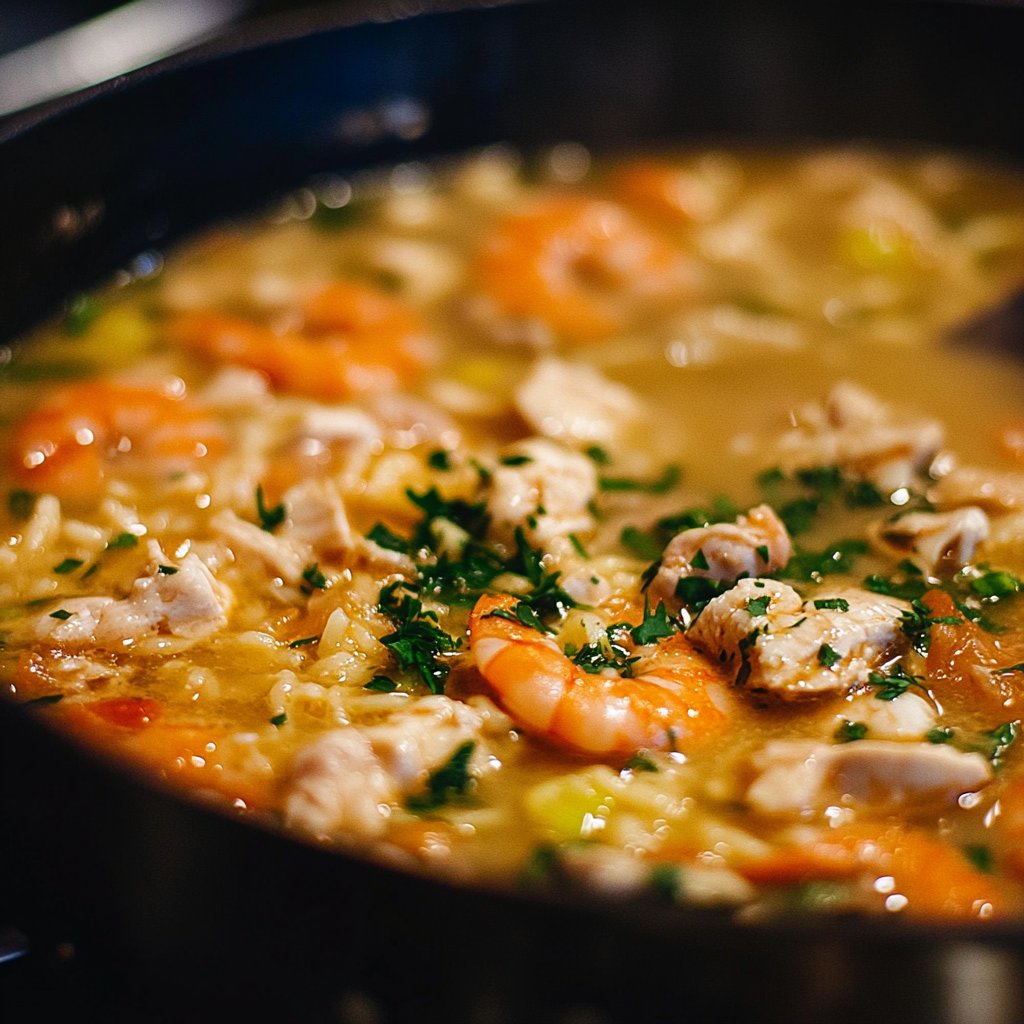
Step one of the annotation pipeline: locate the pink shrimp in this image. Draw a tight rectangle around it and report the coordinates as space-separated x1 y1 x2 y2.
476 196 694 343
9 380 225 502
468 594 731 755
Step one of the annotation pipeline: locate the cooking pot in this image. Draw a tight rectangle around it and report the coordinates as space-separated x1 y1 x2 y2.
3 2 1024 1021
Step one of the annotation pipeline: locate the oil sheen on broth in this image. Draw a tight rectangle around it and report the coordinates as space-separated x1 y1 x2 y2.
5 146 1024 921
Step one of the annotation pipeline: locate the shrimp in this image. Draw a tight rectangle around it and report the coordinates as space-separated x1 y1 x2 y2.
468 593 730 755
476 196 695 343
9 380 225 502
168 279 431 401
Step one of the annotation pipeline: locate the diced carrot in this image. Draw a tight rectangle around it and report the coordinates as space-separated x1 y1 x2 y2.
88 697 161 729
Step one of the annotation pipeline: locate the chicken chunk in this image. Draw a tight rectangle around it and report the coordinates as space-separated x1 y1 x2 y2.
648 504 791 609
514 357 642 449
488 437 597 544
868 507 989 574
930 465 1024 514
688 579 909 697
285 695 491 837
211 508 309 585
747 739 991 815
282 477 353 553
776 381 944 492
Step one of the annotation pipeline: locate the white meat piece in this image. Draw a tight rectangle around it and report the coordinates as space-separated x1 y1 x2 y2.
488 438 597 544
20 494 62 555
285 695 489 837
836 691 937 741
200 366 270 409
369 392 460 451
514 357 642 449
286 728 396 837
688 580 909 697
282 478 353 552
776 381 944 491
349 536 417 577
35 550 232 645
868 507 989 574
747 739 991 815
649 504 791 608
210 509 310 584
930 466 1024 514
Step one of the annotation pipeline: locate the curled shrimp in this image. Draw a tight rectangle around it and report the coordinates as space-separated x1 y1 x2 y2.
9 380 225 502
169 279 432 401
468 593 730 755
476 196 695 343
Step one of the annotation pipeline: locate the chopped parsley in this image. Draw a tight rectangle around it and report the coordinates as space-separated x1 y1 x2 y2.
899 599 963 655
378 581 461 693
406 740 476 811
499 454 533 467
963 845 994 874
926 727 955 744
568 533 588 559
301 562 327 594
817 644 842 668
630 600 677 645
105 532 139 551
364 675 399 693
288 635 320 648
483 602 551 634
427 449 452 471
256 485 285 532
756 544 769 563
270 713 287 727
813 598 849 612
585 445 612 466
758 464 887 537
64 292 102 336
996 663 1024 676
971 571 1020 600
984 721 1019 769
834 720 868 743
735 626 766 687
48 609 73 620
53 559 84 575
598 464 681 495
647 863 681 902
746 595 771 617
691 548 709 571
620 526 663 561
781 539 868 582
865 663 929 701
624 752 658 772
8 490 37 521
567 625 639 677
366 522 410 554
157 565 178 575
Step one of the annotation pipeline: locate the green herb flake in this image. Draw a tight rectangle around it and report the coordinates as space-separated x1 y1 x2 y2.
105 532 139 551
755 544 770 563
997 663 1024 676
378 580 461 693
624 752 658 773
834 720 868 743
53 559 84 575
568 533 589 559
867 663 929 702
598 464 681 495
48 609 73 621
81 563 100 580
585 445 612 466
630 600 676 645
270 713 287 727
971 571 1020 600
813 598 850 612
470 459 493 486
256 485 286 532
301 563 327 593
407 740 476 812
427 449 452 471
23 693 65 707
963 844 994 874
746 595 771 617
366 522 410 554
691 548 710 571
647 863 681 902
817 644 842 668
620 526 663 561
985 721 1019 768
157 565 178 576
64 293 102 336
364 675 399 693
499 454 533 467
288 635 320 649
8 490 37 521
927 727 955 744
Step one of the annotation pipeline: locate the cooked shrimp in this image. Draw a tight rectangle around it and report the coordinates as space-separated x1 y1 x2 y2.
476 196 695 343
469 593 730 755
9 380 225 501
169 279 431 401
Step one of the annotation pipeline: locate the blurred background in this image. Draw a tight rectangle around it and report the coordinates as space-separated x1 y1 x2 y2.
0 0 367 116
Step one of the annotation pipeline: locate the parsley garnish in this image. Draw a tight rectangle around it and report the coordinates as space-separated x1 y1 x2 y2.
585 445 611 466
256 485 285 532
900 598 962 655
997 663 1024 676
157 565 178 575
49 609 73 620
971 571 1020 600
499 454 533 467
691 549 709 571
270 713 287 727
366 522 410 554
406 740 476 811
865 663 929 701
428 449 452 471
624 752 658 772
735 626 765 687
630 600 677 645
288 635 320 648
985 721 1018 769
301 562 327 594
568 533 588 558
963 845 994 874
813 598 850 612
746 595 771 617
105 532 139 551
927 727 955 744
834 720 868 743
598 464 681 495
364 675 399 693
781 539 867 582
378 581 461 693
756 544 770 563
817 644 842 668
620 526 663 561
567 626 639 677
53 559 84 575
8 490 37 521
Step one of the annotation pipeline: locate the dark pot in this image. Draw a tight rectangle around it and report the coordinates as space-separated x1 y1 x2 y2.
2 2 1024 1021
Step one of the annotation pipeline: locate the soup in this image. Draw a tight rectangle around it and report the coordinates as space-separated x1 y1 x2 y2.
4 145 1024 921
